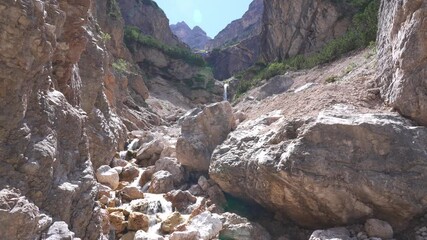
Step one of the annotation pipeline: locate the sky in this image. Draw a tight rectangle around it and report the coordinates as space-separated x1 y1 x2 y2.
155 0 253 38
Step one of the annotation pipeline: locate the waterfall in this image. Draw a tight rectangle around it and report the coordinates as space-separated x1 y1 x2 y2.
223 83 229 101
70 64 82 106
127 139 139 151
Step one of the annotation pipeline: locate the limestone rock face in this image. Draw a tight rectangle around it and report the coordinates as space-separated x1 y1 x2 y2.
170 22 212 50
207 36 262 80
0 189 52 240
176 102 236 171
207 0 263 51
210 107 427 230
206 0 263 80
261 0 352 62
0 0 150 238
376 0 427 126
117 0 183 47
208 0 354 80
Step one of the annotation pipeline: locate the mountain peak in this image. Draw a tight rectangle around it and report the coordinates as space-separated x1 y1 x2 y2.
170 23 211 50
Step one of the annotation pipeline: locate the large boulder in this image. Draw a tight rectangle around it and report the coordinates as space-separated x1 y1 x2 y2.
176 102 235 171
309 227 351 240
376 0 427 126
148 171 174 194
220 212 271 240
96 165 120 190
210 107 427 230
188 211 223 240
155 158 186 186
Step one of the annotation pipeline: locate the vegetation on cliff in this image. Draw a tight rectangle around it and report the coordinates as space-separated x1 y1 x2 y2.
124 26 207 67
235 0 380 98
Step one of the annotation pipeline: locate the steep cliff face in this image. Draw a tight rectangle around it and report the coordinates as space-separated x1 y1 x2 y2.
117 0 183 47
119 0 223 105
376 0 427 126
0 0 153 239
209 0 354 80
260 0 352 62
170 22 212 50
207 0 263 50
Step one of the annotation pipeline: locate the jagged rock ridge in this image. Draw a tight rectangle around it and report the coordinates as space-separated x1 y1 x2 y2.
207 0 263 50
170 21 212 50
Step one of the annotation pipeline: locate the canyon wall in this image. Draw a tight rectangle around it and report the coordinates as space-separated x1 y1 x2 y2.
0 0 153 239
376 0 427 126
209 0 354 80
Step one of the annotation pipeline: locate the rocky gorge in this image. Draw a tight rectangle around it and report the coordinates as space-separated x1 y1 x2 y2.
0 0 426 240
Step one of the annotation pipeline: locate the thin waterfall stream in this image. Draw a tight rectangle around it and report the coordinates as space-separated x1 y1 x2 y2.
223 83 229 101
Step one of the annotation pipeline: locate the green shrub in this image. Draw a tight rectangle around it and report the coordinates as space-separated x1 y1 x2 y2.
325 76 340 83
112 59 130 74
182 67 215 90
124 26 206 67
100 31 111 44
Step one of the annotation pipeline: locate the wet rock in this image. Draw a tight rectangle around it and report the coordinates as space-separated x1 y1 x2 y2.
120 186 144 201
206 185 226 208
112 158 130 168
130 198 168 215
134 230 165 240
149 171 174 194
169 230 200 240
309 227 351 240
120 165 140 182
188 184 204 196
176 102 236 171
198 176 210 191
161 212 185 234
109 211 127 233
220 212 271 240
140 167 155 187
99 195 110 205
114 166 124 175
155 158 186 186
165 190 197 213
128 212 149 232
96 165 120 190
120 231 136 240
136 139 165 167
365 219 393 239
210 107 427 229
98 184 112 199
